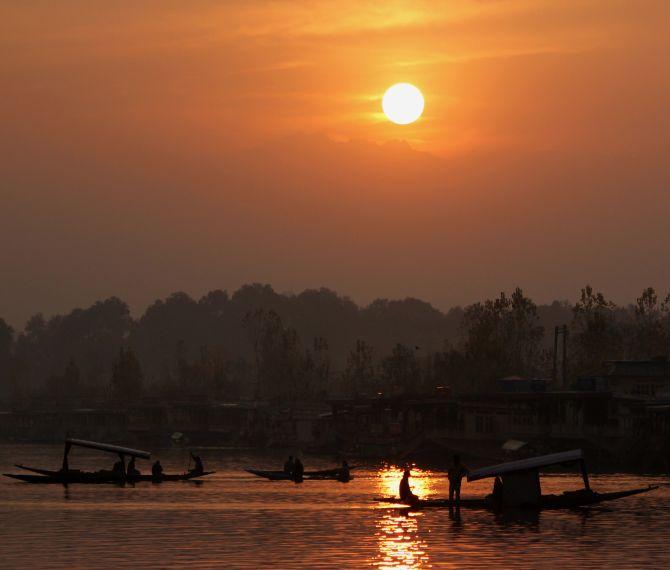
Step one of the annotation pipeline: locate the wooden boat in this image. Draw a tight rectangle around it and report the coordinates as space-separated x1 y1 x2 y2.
375 486 656 510
246 466 354 482
375 449 658 511
3 437 215 484
246 469 296 481
9 463 215 484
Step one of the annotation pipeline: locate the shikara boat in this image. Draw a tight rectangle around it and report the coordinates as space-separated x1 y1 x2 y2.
246 466 355 482
375 449 657 511
3 437 214 484
8 465 216 484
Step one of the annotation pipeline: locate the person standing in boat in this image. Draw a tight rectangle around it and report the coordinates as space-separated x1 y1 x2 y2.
448 454 469 504
283 455 295 477
112 458 125 479
190 452 204 476
127 457 141 478
338 460 350 482
399 468 419 504
292 457 304 482
152 459 164 481
492 476 504 509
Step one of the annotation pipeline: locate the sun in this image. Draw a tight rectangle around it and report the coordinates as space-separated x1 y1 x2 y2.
382 83 424 125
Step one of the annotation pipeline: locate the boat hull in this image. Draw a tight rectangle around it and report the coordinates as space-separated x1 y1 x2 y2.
5 465 215 484
245 468 352 482
375 485 658 511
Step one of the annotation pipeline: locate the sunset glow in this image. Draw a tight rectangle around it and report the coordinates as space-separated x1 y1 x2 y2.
1 0 668 340
1 2 668 568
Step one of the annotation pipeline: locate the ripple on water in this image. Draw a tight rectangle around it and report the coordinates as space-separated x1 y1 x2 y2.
0 445 668 568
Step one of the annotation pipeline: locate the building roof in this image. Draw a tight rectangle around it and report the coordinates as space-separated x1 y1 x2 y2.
499 376 528 381
604 359 670 377
467 449 582 481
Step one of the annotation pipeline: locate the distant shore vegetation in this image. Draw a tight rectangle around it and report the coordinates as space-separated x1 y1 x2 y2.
1 284 669 404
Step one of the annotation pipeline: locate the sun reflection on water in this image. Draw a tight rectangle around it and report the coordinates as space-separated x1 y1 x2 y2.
377 466 439 500
372 467 439 569
373 512 431 569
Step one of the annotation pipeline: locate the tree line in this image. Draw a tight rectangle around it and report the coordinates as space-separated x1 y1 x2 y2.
1 284 669 405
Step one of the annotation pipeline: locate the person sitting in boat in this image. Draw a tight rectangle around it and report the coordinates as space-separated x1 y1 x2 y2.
338 460 350 482
283 455 295 476
448 454 469 503
127 457 141 478
152 460 164 480
292 457 304 482
190 452 204 476
399 468 419 505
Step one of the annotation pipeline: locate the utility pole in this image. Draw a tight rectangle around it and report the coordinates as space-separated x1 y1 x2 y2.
553 325 569 390
561 324 568 389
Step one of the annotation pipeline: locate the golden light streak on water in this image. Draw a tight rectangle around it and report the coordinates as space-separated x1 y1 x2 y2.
373 512 430 569
377 466 442 500
1 446 668 568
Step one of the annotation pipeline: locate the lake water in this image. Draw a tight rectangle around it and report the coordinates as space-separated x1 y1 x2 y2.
0 445 668 568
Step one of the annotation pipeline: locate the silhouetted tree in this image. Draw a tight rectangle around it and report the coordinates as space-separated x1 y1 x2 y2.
425 347 470 395
46 358 81 401
625 287 670 358
10 282 670 405
13 299 130 396
461 287 543 389
111 347 143 401
0 318 14 400
341 340 376 397
569 285 621 377
245 309 307 401
381 343 421 395
304 337 330 398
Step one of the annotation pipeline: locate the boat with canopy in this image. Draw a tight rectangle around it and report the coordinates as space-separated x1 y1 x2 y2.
3 437 214 484
375 449 657 510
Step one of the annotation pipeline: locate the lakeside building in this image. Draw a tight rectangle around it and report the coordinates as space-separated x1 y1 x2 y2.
0 359 668 469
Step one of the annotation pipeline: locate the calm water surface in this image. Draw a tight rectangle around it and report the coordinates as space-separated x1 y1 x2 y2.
0 445 668 568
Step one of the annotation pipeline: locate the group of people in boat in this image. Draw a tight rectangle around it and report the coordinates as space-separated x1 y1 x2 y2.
282 456 351 482
109 451 204 481
400 454 469 505
283 455 305 481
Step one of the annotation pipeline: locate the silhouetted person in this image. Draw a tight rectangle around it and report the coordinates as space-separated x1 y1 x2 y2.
190 452 203 475
284 455 295 476
127 457 140 478
292 458 304 482
399 468 419 505
152 460 164 481
448 454 468 504
492 476 504 509
339 460 350 482
112 459 125 479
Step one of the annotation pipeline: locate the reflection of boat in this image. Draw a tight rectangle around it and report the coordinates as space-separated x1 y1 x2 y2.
375 449 658 511
3 437 215 484
246 466 355 482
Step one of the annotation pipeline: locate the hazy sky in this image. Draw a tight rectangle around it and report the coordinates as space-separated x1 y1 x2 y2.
1 1 669 327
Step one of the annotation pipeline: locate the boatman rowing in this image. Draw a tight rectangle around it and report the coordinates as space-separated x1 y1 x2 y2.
190 452 204 476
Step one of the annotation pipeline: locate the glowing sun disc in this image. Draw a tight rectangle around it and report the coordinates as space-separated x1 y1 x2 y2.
382 83 424 125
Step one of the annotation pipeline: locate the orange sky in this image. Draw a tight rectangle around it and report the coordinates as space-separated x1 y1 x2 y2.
1 1 669 326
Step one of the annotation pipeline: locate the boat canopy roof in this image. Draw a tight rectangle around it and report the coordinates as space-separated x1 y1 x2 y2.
66 438 151 459
467 449 582 482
